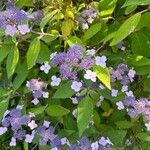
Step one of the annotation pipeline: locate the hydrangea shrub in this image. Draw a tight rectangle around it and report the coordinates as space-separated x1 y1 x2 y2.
0 0 150 149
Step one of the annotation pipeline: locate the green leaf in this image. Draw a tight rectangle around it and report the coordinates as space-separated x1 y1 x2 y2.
135 65 150 75
46 105 70 117
83 23 101 42
127 55 150 66
13 62 28 91
0 98 9 121
143 78 150 91
28 106 46 115
61 19 74 37
6 46 19 78
110 13 141 46
131 31 150 57
0 88 12 99
123 0 150 7
67 36 83 46
40 10 59 29
93 65 111 90
106 130 127 146
0 44 12 63
115 121 134 129
77 96 93 137
136 12 150 30
99 0 117 16
27 38 41 69
53 82 75 99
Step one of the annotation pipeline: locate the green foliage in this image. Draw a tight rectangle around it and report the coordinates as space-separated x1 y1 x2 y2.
46 105 70 117
77 96 93 137
27 38 41 69
6 46 19 78
110 13 141 46
53 82 75 99
93 65 111 89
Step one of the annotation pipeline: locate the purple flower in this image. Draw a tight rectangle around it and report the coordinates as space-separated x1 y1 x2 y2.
32 98 39 105
59 64 72 79
91 141 99 150
124 96 136 107
80 136 91 150
51 76 61 86
86 49 96 56
33 90 43 98
18 24 30 35
40 62 51 74
0 127 7 135
84 70 97 82
51 136 61 149
2 108 29 131
66 44 84 66
111 89 118 97
116 101 125 110
5 25 17 36
36 126 55 145
70 144 80 150
31 10 44 25
120 76 130 85
128 69 136 82
80 57 94 70
26 79 45 91
10 137 16 146
28 120 38 130
95 56 107 68
51 53 67 66
128 108 138 118
13 130 26 140
71 81 82 92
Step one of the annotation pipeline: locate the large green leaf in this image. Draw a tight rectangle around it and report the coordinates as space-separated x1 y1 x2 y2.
99 0 117 16
46 105 70 117
106 130 127 146
53 82 75 99
127 55 150 66
136 12 150 30
13 62 28 91
61 19 74 37
6 46 19 78
123 0 150 7
28 106 46 115
93 65 111 90
131 31 150 57
40 10 59 29
77 96 93 137
115 121 134 129
26 38 41 69
83 23 101 42
110 13 141 46
0 98 9 121
0 44 11 63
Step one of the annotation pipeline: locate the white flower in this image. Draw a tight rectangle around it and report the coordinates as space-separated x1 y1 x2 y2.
61 137 68 145
111 89 118 97
10 137 16 146
128 69 136 82
28 120 38 130
84 70 97 82
16 105 24 109
96 96 104 107
51 76 61 86
71 97 78 104
71 81 82 92
29 112 35 118
43 120 50 128
126 91 134 97
40 62 51 74
145 122 150 131
91 141 99 150
121 85 128 92
116 101 125 110
86 49 96 56
99 137 108 146
42 92 49 98
25 134 34 143
82 23 89 30
50 52 57 60
72 109 77 118
32 98 39 105
95 56 107 68
0 127 7 135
